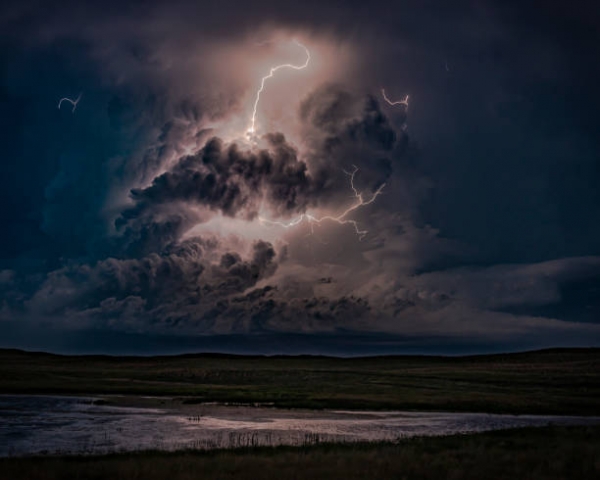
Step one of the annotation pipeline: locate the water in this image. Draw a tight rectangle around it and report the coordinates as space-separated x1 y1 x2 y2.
1 395 598 456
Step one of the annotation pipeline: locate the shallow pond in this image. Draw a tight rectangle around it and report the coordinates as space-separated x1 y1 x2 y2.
1 395 598 456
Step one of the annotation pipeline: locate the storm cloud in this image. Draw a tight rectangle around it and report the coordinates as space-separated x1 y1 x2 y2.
1 0 599 354
25 237 278 332
122 134 314 222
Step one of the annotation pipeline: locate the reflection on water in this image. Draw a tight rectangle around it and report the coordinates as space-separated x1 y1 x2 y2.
1 395 598 456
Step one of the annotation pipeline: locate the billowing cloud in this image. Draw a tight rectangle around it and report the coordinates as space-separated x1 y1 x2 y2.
24 237 277 332
1 0 599 353
122 134 314 222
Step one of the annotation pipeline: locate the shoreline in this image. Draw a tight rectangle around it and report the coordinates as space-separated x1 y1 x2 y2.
2 392 600 417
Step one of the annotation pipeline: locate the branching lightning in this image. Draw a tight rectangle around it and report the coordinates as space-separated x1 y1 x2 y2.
58 93 82 113
247 40 310 137
381 88 409 108
259 167 385 241
243 43 384 240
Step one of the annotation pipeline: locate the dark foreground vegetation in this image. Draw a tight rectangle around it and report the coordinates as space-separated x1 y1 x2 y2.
1 348 599 415
2 426 599 480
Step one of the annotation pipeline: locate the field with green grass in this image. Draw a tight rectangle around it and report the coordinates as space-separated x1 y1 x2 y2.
1 425 599 480
1 348 599 414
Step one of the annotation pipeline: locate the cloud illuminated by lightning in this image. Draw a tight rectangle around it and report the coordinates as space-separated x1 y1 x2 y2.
247 40 310 137
259 167 385 240
243 43 383 240
381 88 409 108
58 93 82 113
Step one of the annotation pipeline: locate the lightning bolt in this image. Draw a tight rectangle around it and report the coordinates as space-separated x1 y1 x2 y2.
259 167 385 241
247 40 310 137
58 93 82 113
381 88 409 108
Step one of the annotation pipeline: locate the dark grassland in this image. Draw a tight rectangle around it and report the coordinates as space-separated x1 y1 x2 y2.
1 348 599 414
1 426 599 480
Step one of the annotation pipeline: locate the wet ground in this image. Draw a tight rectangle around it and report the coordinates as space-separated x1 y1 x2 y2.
2 395 599 456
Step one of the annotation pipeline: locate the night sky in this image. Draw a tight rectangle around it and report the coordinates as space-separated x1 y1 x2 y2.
1 0 599 355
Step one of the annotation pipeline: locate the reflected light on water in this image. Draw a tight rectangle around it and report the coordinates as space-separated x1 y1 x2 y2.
1 395 599 456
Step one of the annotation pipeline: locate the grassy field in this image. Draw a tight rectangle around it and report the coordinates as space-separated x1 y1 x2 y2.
1 348 599 414
1 425 599 480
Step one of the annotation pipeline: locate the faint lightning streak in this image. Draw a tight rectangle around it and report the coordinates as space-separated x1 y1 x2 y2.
259 167 385 241
381 88 409 108
58 93 82 113
247 40 310 136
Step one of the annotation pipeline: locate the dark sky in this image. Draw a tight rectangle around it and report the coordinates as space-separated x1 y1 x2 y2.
1 0 599 355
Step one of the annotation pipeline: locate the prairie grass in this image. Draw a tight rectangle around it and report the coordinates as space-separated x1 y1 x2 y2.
1 348 599 414
1 425 599 480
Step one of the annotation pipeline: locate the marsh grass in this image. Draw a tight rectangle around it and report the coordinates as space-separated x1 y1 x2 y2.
1 426 599 480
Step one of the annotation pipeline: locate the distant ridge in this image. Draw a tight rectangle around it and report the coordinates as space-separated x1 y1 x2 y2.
1 346 598 361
